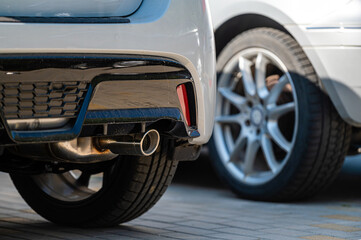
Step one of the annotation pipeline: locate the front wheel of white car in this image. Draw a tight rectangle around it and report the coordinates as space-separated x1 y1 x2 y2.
209 28 351 201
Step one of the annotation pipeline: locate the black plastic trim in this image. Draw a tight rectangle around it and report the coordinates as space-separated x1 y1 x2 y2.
0 16 130 24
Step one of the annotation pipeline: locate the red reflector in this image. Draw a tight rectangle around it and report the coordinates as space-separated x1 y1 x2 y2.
176 84 191 126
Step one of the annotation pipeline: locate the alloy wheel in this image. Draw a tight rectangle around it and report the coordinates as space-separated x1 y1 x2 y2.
214 48 298 185
33 165 115 202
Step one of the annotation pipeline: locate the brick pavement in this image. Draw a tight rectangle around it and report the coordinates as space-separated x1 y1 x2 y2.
0 154 360 240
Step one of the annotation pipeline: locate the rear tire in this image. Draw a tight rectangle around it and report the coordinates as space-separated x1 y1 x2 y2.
10 140 178 227
210 28 351 201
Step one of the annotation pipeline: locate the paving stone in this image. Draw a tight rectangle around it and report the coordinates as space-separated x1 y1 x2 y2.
279 225 318 231
176 220 224 230
214 227 262 238
307 228 359 239
0 157 359 240
260 228 307 237
301 235 346 240
0 226 62 240
160 231 210 240
256 233 305 240
167 225 219 236
220 220 269 230
210 233 259 240
321 215 361 222
130 219 175 230
313 224 361 232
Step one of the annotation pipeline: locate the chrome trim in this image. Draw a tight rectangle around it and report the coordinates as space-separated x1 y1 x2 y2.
7 118 69 131
89 79 190 111
98 129 160 157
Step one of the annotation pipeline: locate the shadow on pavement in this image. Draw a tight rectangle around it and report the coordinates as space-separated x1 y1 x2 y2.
173 149 224 190
174 149 361 203
312 155 361 203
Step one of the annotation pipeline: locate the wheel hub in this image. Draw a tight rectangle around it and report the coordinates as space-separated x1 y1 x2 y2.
250 107 264 127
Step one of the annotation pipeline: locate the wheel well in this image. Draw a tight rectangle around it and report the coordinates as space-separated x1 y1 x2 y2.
215 14 290 56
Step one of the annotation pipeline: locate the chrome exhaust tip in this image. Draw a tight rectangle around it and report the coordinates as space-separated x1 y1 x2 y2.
139 130 160 156
98 129 160 156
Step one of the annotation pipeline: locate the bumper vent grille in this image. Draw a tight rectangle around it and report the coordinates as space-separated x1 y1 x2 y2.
0 81 88 119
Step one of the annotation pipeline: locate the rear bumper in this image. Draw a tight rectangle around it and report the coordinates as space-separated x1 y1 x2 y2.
0 0 216 144
0 54 199 143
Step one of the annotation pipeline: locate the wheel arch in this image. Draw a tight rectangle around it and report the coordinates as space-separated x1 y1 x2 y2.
213 6 358 128
214 14 291 56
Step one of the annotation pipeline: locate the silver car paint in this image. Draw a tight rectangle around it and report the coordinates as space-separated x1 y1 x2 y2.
209 0 361 126
0 0 216 145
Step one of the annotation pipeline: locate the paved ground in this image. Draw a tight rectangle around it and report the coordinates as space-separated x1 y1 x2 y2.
0 153 361 240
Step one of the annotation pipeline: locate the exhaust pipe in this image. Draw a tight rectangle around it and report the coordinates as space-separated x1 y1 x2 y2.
48 130 160 163
98 129 160 156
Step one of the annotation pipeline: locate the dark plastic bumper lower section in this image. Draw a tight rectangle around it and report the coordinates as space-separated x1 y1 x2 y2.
0 54 198 143
0 16 130 24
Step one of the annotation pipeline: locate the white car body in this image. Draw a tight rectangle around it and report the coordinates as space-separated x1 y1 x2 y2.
0 0 216 145
210 0 361 126
0 0 216 226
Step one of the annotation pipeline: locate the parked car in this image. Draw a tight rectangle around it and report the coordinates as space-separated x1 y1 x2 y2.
208 0 361 201
0 0 215 226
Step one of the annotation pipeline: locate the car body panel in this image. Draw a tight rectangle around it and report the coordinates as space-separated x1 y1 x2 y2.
209 0 361 126
210 0 350 29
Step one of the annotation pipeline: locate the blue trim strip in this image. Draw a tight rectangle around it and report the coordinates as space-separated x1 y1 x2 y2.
306 26 361 30
345 27 361 30
306 27 340 30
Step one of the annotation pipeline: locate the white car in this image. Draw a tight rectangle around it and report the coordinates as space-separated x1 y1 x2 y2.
209 0 361 201
0 0 215 226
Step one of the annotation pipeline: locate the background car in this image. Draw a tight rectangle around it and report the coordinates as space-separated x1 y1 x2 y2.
208 0 361 201
0 0 215 227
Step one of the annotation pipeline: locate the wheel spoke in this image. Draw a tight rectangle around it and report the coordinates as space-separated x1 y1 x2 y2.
268 102 295 120
255 53 269 99
102 167 113 188
76 172 91 187
238 56 256 97
266 74 289 105
261 135 279 173
229 74 241 91
267 121 291 152
242 136 260 175
219 87 247 108
215 114 240 124
229 132 247 163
